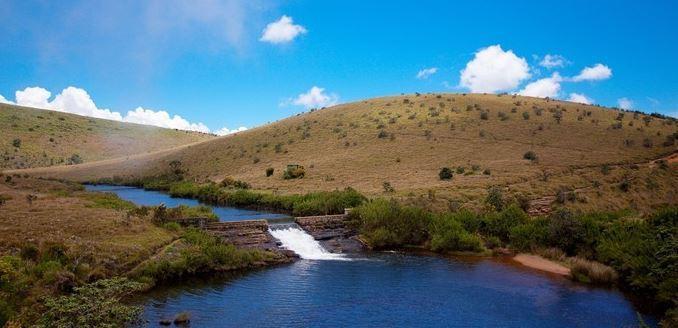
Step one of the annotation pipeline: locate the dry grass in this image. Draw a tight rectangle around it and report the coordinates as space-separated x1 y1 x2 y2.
8 93 677 212
568 256 619 285
0 103 214 169
0 176 175 274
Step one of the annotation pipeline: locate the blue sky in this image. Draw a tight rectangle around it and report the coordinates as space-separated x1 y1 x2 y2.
1 0 676 133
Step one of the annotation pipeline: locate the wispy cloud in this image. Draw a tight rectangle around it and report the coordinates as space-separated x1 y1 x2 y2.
416 67 438 79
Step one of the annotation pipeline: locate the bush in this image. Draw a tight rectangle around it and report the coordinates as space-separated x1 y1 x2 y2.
509 218 549 251
265 167 274 177
480 112 489 120
569 257 618 285
481 204 528 241
220 177 250 189
455 166 465 174
485 186 504 211
522 111 530 120
12 139 20 148
439 167 453 180
377 130 389 139
523 151 537 161
39 278 144 327
351 199 431 248
429 213 484 252
429 214 484 252
283 166 306 179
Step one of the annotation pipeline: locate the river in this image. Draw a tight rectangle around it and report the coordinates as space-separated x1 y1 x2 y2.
85 184 656 327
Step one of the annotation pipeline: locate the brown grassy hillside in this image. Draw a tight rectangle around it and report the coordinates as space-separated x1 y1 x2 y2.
10 93 677 212
0 103 214 169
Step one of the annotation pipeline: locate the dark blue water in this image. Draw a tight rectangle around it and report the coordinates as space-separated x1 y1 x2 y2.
84 184 290 221
139 254 654 327
90 185 656 327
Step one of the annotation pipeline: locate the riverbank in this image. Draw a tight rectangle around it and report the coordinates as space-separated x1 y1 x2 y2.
0 176 296 326
513 254 570 276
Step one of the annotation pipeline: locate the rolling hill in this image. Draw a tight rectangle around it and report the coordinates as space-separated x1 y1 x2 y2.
0 103 214 169
9 93 677 212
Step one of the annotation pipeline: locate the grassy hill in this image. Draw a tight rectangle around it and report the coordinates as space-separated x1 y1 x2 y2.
0 103 214 169
10 93 677 212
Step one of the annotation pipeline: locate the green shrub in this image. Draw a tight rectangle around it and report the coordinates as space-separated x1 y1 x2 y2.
481 204 528 241
266 167 274 177
438 167 453 180
485 186 504 211
351 199 431 248
39 278 144 327
429 213 484 252
509 217 549 251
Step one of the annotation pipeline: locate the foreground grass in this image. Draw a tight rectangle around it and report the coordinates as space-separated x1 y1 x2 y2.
0 176 281 326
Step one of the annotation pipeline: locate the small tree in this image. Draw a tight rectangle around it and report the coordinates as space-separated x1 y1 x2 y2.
522 111 530 120
382 181 395 193
12 138 21 148
486 186 504 211
265 167 274 177
26 194 37 206
480 112 489 120
69 153 83 165
439 167 453 180
523 151 537 161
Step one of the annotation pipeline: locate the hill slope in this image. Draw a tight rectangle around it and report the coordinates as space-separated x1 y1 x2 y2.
12 94 677 212
0 103 214 169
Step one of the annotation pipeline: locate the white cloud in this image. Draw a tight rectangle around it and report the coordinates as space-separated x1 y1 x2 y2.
416 67 438 79
567 93 593 104
617 97 633 110
15 87 52 109
518 73 562 98
572 63 612 82
215 126 248 136
539 54 566 69
6 86 228 133
0 94 14 104
459 45 531 93
291 86 338 109
259 15 307 44
124 107 209 132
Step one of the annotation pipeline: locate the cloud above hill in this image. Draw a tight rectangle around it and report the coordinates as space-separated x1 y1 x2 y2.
572 64 613 82
568 93 594 104
519 73 563 98
260 15 307 44
617 97 633 110
288 86 338 109
459 45 531 93
416 67 438 79
458 45 616 103
1 86 244 134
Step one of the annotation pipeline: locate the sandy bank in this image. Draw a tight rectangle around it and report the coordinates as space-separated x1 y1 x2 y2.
513 253 570 276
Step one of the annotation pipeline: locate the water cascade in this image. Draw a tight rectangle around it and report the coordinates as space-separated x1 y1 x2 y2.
269 223 347 260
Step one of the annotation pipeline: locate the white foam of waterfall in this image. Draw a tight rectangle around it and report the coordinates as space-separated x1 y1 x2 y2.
269 226 348 261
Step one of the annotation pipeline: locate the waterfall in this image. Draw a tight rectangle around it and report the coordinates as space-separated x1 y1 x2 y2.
269 224 347 261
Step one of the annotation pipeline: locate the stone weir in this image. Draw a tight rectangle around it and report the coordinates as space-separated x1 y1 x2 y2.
294 214 364 253
203 220 280 250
